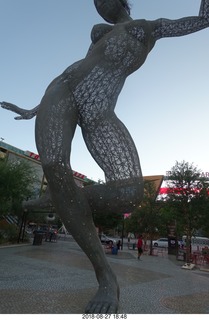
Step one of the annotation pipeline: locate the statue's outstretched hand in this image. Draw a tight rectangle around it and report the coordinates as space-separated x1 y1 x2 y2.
0 101 37 120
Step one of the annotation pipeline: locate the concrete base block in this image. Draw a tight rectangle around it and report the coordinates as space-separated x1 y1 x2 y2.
181 263 195 270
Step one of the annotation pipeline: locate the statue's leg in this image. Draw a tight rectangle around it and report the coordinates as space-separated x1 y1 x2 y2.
22 187 53 211
35 87 119 314
23 114 143 215
81 114 144 215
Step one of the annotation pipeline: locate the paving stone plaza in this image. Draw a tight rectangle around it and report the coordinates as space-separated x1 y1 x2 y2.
1 239 209 314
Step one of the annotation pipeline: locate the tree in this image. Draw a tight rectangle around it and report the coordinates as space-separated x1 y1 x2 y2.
0 159 37 218
90 179 124 234
163 160 209 262
93 211 123 235
126 180 164 255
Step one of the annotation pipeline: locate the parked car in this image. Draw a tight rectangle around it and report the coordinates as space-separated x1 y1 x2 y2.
152 238 169 247
153 238 181 248
100 234 119 245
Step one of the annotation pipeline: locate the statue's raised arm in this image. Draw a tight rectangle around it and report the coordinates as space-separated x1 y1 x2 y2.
152 0 209 40
199 0 209 18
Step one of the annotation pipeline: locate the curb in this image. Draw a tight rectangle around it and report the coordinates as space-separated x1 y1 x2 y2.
0 242 31 249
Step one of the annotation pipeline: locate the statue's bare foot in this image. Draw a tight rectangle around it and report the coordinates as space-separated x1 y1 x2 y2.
85 282 119 314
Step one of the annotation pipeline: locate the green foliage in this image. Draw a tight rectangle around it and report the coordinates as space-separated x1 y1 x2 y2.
0 224 19 244
93 211 123 233
0 159 37 217
91 178 124 232
125 180 164 237
164 160 209 237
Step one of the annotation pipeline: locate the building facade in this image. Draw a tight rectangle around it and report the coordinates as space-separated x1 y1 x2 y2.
0 141 95 199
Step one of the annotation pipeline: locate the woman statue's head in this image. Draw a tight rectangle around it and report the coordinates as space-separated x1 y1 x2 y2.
94 0 131 24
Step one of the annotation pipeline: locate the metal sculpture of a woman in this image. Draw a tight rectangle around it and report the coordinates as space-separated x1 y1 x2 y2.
1 0 209 314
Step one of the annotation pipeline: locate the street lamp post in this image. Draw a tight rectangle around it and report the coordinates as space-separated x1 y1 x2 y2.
121 215 125 250
17 209 28 243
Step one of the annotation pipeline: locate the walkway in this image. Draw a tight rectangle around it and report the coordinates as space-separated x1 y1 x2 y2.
0 240 209 314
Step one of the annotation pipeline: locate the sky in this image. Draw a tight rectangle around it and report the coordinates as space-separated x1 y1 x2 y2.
1 0 209 182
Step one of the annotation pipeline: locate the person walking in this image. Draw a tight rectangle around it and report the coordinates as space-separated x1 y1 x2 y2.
137 235 143 260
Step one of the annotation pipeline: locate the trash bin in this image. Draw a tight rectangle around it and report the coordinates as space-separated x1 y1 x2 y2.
33 231 44 245
112 247 118 255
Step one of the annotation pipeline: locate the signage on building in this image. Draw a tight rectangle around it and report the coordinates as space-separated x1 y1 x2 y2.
165 171 209 179
0 141 93 184
24 150 87 181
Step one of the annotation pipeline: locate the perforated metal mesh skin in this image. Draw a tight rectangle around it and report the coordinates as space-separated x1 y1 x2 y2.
1 1 209 313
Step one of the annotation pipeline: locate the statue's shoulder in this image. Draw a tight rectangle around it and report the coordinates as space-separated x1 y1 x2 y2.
125 19 156 40
125 19 153 31
91 23 113 44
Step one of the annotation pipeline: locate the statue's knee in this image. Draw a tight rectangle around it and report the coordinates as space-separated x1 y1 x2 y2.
133 178 144 201
42 160 64 175
118 177 144 208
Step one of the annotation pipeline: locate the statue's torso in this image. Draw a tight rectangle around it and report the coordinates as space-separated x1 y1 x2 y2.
89 20 155 74
44 20 156 126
